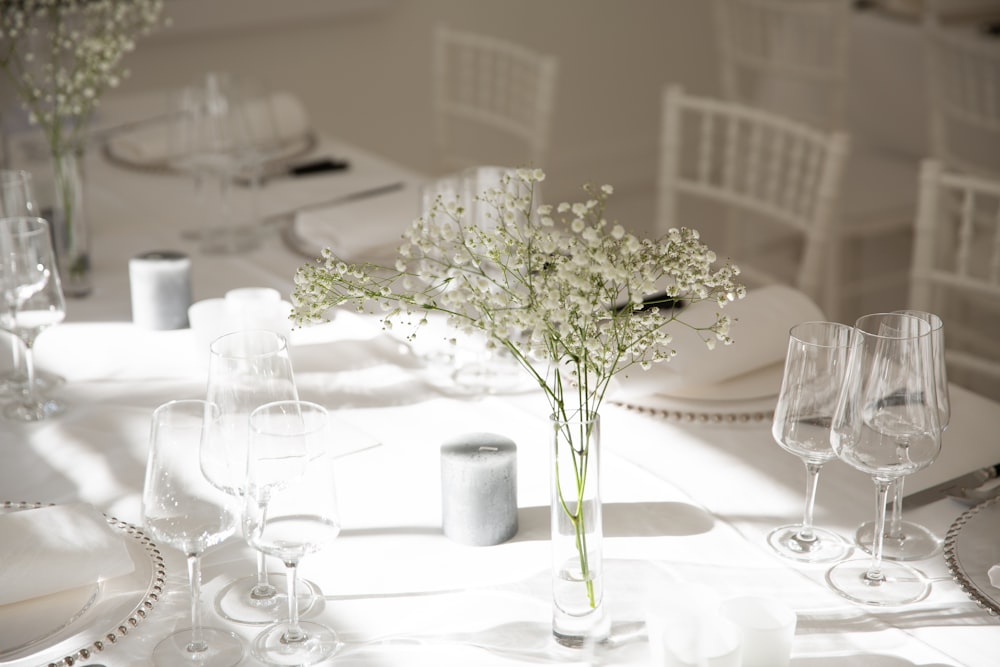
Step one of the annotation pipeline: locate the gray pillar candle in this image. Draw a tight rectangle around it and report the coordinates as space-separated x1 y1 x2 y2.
129 251 193 330
441 433 518 546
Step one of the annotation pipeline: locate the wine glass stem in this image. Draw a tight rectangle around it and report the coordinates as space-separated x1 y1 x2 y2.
252 550 275 599
867 480 891 583
283 559 306 644
19 339 38 406
798 461 822 541
186 552 209 654
887 477 904 540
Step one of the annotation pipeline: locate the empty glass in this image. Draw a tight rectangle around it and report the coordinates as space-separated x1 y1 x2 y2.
201 328 319 625
142 399 244 666
0 216 66 421
856 310 950 561
827 313 942 605
768 321 852 563
245 400 343 665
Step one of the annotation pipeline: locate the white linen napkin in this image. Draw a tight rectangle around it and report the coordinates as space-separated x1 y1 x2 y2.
0 503 135 606
292 183 422 263
106 91 310 166
610 284 824 398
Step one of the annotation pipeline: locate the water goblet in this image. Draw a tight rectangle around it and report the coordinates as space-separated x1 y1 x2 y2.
202 328 319 625
856 310 950 561
245 399 343 666
767 321 853 563
827 312 943 606
0 216 66 421
142 399 244 666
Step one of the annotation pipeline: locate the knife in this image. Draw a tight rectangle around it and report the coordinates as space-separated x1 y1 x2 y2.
903 463 1000 509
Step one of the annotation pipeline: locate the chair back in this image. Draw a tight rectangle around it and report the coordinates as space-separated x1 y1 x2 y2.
923 13 1000 177
656 85 849 316
910 159 1000 397
711 0 852 132
431 26 558 173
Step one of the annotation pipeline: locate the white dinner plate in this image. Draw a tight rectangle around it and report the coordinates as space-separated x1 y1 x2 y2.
944 494 1000 616
610 362 782 425
0 502 165 666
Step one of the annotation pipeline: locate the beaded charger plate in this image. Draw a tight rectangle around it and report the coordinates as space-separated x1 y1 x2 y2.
0 501 165 667
611 362 782 425
944 494 1000 616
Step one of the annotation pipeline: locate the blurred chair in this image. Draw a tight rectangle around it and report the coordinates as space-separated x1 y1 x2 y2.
656 85 849 318
910 159 1000 400
431 25 558 174
922 9 1000 177
711 0 919 321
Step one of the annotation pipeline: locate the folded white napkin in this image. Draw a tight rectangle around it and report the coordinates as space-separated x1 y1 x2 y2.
0 503 135 606
106 91 310 166
611 284 824 398
292 183 422 263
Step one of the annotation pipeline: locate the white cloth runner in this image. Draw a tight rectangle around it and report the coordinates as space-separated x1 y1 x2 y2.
105 91 310 166
0 503 135 606
610 284 824 398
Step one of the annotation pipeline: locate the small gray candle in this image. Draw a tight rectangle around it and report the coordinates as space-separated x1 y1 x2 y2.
441 433 518 546
129 251 193 330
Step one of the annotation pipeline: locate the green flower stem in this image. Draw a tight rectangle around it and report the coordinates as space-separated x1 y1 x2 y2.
554 415 596 608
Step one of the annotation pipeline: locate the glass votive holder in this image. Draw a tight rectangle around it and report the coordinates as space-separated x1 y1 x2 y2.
719 596 797 667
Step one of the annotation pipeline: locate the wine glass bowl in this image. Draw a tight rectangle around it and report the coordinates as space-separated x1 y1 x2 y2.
827 312 943 606
767 321 853 563
141 399 244 666
0 216 66 421
245 399 342 666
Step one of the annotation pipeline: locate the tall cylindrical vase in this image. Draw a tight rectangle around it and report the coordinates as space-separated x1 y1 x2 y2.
549 411 608 647
45 145 91 298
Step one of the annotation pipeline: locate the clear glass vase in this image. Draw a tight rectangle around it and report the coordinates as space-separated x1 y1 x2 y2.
43 145 91 298
549 411 608 647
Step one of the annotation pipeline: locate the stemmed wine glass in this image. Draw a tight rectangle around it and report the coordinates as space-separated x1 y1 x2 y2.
768 321 853 563
856 310 950 561
827 312 943 606
0 216 66 421
245 399 342 666
201 328 319 625
1 171 38 396
141 399 244 666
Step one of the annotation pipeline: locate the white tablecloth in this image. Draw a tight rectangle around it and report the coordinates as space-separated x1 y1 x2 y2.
2 94 1000 666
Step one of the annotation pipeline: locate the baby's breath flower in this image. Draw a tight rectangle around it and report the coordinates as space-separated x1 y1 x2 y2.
291 167 745 425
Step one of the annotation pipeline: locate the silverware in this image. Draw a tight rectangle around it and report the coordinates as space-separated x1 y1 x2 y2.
903 463 1000 509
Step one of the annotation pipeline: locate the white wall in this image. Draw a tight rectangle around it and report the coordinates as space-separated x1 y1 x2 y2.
114 0 718 233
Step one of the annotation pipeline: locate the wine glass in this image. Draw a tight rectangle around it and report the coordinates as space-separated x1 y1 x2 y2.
0 216 66 421
141 399 244 666
170 72 276 254
827 312 943 606
245 399 342 666
767 321 853 563
201 328 320 626
856 310 950 561
0 170 37 395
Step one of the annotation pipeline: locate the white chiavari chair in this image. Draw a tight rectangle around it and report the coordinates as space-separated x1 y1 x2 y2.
656 85 849 318
431 25 558 175
910 159 1000 400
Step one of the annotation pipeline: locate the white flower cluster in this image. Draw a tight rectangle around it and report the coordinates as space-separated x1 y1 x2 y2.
0 0 167 151
293 168 745 416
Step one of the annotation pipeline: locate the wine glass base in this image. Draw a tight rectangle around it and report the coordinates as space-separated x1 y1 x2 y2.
215 573 322 626
767 525 851 563
252 621 342 666
855 520 942 561
3 396 65 422
826 559 930 606
152 627 244 666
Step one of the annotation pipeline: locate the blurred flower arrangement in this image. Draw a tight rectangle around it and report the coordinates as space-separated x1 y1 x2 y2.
0 0 167 292
291 167 745 608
